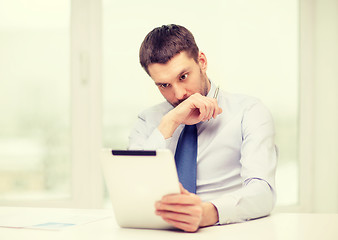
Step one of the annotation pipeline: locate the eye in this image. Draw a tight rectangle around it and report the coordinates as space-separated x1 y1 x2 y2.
159 83 170 89
180 73 188 81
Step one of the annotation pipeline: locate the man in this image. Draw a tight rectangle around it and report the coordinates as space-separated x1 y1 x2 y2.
128 24 277 232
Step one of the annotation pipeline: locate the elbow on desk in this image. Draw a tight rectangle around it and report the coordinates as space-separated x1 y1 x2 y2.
238 180 276 222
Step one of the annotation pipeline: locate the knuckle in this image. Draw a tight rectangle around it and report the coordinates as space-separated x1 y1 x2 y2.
191 93 199 98
186 224 199 232
191 194 201 201
193 207 203 216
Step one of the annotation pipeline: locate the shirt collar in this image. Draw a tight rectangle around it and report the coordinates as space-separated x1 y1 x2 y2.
206 80 217 99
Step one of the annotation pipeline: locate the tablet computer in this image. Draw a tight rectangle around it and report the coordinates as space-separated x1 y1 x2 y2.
100 149 180 229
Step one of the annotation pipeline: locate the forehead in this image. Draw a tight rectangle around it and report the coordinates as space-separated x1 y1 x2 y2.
148 51 197 83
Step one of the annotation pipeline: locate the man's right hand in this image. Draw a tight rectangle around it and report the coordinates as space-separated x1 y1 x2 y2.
158 93 222 139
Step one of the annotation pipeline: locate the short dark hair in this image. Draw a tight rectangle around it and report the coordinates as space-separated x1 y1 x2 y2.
139 24 199 75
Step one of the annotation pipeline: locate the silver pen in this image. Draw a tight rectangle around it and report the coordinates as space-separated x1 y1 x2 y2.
208 86 220 122
213 86 220 99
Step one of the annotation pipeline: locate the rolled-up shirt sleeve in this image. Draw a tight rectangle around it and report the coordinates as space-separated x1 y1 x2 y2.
210 101 277 224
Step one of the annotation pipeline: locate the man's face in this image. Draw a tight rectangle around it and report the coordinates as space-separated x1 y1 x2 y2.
147 51 210 107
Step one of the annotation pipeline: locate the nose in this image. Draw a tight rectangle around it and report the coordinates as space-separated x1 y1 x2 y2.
173 85 187 101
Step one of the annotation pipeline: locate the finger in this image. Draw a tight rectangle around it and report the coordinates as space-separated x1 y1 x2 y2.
200 100 211 121
216 107 223 118
156 202 202 215
185 94 221 122
206 98 216 119
162 217 199 232
186 94 219 122
212 101 220 119
209 98 222 119
203 99 213 121
204 97 217 120
161 193 201 205
156 211 197 223
203 97 223 121
156 209 199 223
192 96 213 121
191 97 208 121
209 98 216 119
206 98 216 120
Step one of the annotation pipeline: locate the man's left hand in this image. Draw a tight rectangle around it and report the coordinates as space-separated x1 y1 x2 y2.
155 184 218 232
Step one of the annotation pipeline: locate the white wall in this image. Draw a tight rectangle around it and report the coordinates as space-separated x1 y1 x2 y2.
299 0 338 213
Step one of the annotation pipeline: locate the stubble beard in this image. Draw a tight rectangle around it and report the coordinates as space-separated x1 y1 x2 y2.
170 70 209 108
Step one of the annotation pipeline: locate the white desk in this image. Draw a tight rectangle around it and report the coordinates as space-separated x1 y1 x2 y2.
0 207 337 240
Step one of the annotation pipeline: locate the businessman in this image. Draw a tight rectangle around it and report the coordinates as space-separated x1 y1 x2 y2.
128 24 277 232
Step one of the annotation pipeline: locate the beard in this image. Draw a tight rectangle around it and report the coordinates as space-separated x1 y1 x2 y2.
170 70 209 107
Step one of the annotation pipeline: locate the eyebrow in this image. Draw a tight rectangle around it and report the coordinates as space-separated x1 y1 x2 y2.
154 82 166 86
154 68 190 86
176 68 189 79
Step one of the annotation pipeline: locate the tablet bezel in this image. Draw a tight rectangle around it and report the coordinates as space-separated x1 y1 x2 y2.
101 149 180 229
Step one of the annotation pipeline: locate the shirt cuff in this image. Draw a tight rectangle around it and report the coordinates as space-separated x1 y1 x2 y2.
210 194 243 225
209 179 275 225
143 128 171 150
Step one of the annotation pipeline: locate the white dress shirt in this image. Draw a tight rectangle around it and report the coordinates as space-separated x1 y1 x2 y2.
128 82 277 225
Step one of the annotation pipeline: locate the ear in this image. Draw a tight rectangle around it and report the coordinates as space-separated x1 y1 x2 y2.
198 52 208 72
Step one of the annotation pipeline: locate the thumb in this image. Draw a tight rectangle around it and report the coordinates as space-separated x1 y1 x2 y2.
179 183 190 194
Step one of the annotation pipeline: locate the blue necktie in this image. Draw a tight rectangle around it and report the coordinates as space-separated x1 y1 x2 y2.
174 124 197 193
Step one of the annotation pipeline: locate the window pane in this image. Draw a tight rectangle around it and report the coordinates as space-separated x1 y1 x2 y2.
0 1 70 200
103 0 298 206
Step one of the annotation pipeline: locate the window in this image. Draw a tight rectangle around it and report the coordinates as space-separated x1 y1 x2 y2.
0 0 300 209
0 1 71 200
0 0 103 208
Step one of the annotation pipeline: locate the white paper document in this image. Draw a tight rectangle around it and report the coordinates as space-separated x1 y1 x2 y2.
0 210 112 231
